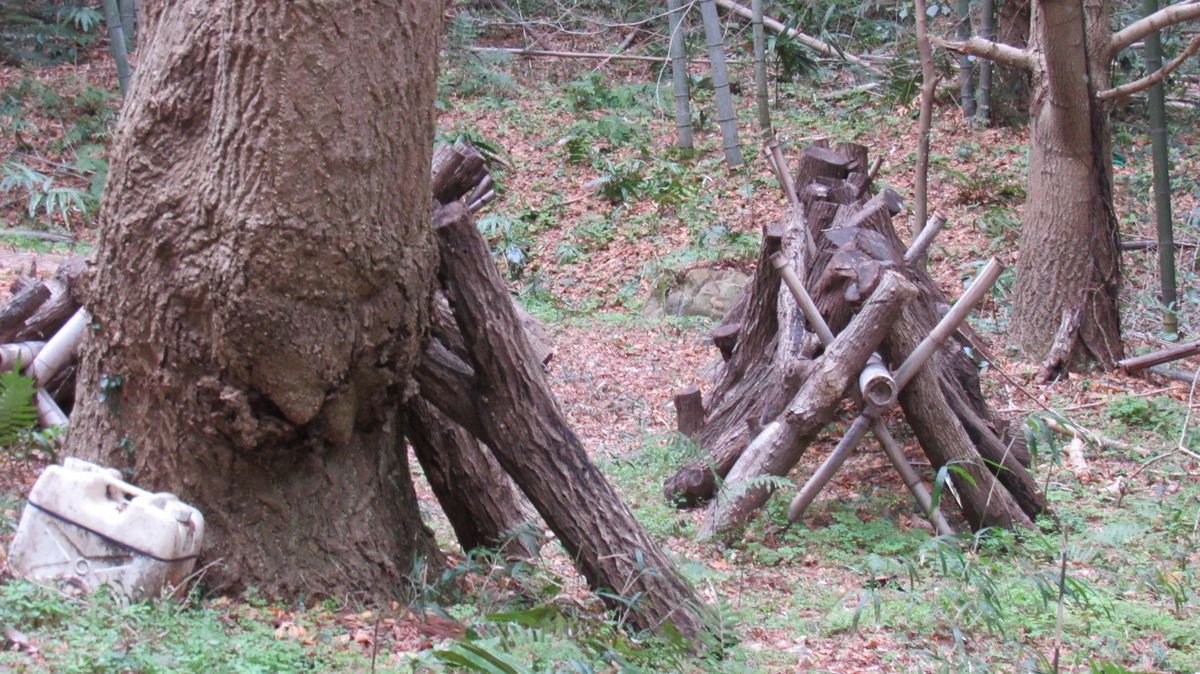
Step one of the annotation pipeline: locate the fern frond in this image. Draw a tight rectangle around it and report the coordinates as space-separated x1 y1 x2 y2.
0 366 39 445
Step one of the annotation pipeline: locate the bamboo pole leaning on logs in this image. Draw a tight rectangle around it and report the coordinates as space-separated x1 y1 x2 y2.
665 140 1046 534
784 259 1004 532
698 270 918 539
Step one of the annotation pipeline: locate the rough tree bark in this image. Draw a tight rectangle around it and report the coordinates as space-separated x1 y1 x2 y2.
941 0 1200 373
67 0 443 599
1011 0 1123 373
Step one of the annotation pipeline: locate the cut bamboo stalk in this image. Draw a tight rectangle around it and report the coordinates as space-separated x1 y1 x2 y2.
0 342 45 372
36 389 68 427
904 212 947 266
893 259 1003 388
666 0 694 153
28 309 88 387
787 414 870 519
859 354 897 410
466 46 674 63
713 0 872 68
1148 365 1197 385
1117 338 1200 374
767 139 800 207
874 424 954 535
102 0 132 97
698 0 744 167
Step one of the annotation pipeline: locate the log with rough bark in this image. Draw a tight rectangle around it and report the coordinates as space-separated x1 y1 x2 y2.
667 141 1045 532
402 138 539 557
0 256 84 344
663 212 819 506
434 202 713 640
404 397 533 557
699 270 917 538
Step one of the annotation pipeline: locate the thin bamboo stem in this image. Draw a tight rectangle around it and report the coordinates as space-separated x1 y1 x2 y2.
667 0 694 152
699 0 744 167
102 0 132 97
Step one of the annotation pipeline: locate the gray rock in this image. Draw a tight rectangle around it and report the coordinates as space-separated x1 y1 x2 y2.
644 266 749 320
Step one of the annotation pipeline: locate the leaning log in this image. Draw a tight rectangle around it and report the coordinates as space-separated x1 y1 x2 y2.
699 270 917 538
404 397 533 556
663 212 819 506
434 202 712 640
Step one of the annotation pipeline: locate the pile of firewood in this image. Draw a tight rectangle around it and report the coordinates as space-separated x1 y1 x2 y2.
0 255 86 427
666 141 1047 538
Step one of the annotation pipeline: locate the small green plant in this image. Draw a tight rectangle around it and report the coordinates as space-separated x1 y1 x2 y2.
1 160 91 227
0 366 38 447
1106 394 1192 442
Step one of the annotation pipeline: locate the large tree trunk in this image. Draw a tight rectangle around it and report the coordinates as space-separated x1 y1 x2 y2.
66 0 443 599
1011 0 1122 373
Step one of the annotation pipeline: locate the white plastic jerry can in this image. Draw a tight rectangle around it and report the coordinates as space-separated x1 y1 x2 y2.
6 457 205 602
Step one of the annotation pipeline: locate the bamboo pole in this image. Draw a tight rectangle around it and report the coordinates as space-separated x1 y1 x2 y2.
36 389 68 427
976 0 995 124
0 342 45 372
28 309 87 387
751 0 771 136
666 0 695 154
102 0 132 97
1143 0 1178 339
778 259 1005 531
955 0 976 117
772 253 954 536
466 46 672 64
893 260 1003 388
118 0 136 51
699 0 744 167
913 0 937 231
904 212 947 267
859 355 898 410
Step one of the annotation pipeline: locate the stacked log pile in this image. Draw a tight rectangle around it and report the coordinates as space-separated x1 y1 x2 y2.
0 255 86 425
666 141 1047 538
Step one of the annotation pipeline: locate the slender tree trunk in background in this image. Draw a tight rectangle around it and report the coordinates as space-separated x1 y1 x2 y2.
101 0 131 96
751 0 770 136
976 0 995 124
1142 0 1178 338
666 0 694 154
914 0 937 230
118 0 137 51
955 0 976 117
1011 0 1122 371
68 0 443 599
699 0 744 167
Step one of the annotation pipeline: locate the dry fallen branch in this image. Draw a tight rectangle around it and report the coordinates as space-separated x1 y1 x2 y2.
932 35 1035 71
1098 34 1200 102
713 0 874 68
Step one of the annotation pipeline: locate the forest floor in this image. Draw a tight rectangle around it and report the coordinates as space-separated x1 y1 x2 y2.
2 18 1200 674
